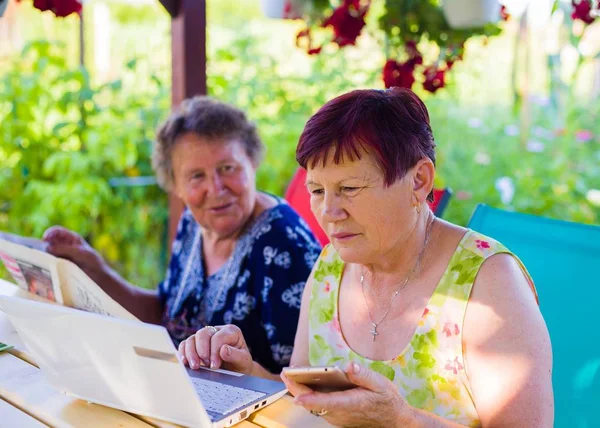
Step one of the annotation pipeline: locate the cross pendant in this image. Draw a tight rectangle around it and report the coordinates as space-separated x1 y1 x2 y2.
370 323 379 341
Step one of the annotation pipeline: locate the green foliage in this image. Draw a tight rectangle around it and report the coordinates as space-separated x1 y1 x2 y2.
1 1 599 292
208 32 380 196
0 41 170 288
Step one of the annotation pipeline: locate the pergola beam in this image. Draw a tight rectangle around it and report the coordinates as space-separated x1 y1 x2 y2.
163 0 207 244
158 0 180 18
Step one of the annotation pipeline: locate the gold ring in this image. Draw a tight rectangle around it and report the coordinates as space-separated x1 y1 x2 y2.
310 409 328 417
205 326 218 335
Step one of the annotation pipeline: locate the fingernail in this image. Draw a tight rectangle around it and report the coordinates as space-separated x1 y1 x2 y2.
352 362 360 373
191 360 198 369
225 345 231 356
199 360 206 367
210 360 216 369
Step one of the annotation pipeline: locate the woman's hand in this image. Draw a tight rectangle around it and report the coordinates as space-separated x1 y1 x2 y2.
178 324 255 375
43 226 107 276
282 362 415 427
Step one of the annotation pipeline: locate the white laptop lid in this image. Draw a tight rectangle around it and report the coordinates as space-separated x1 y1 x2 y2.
0 296 212 427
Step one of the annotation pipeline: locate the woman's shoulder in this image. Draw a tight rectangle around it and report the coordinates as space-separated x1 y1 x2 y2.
251 194 321 247
456 229 511 260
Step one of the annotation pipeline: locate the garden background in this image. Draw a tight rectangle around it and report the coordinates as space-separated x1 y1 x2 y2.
0 0 598 288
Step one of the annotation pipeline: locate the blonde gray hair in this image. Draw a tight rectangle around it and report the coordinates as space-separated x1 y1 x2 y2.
152 96 264 191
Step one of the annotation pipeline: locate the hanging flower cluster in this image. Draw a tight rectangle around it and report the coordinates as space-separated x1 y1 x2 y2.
292 0 503 94
18 0 81 18
571 0 599 25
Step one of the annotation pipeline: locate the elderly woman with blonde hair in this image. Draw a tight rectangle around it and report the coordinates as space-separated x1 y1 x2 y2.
43 97 321 374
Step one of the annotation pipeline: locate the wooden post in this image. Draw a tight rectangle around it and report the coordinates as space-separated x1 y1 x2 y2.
159 0 207 245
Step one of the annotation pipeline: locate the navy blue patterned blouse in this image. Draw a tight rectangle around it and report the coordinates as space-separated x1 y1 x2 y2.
158 197 322 373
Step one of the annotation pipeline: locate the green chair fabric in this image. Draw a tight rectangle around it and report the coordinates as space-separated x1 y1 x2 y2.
468 204 600 427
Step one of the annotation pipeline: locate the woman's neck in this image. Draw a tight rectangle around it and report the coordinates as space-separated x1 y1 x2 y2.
359 212 436 293
201 192 279 260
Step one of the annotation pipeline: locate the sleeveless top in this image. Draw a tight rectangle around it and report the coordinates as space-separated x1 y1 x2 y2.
308 230 536 427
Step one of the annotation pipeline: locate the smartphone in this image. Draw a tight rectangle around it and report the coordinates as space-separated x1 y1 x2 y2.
282 366 356 392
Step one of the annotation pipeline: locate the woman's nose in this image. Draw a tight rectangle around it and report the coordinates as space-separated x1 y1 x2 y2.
320 192 347 223
207 173 225 196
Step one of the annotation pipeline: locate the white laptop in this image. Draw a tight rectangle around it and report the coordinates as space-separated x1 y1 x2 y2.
0 296 287 428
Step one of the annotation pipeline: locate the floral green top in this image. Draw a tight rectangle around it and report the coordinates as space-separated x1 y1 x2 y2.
308 230 536 427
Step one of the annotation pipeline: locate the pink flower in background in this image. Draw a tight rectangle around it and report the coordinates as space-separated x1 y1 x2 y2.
456 191 472 201
575 130 593 143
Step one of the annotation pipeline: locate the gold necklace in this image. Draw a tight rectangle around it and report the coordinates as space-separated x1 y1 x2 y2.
360 217 435 341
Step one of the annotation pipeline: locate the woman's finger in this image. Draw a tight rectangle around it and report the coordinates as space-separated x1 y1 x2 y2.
184 336 203 369
193 328 215 368
280 372 315 397
177 341 188 366
219 345 253 374
209 325 243 369
343 362 387 393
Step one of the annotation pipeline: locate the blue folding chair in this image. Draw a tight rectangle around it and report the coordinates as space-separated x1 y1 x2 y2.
468 204 600 427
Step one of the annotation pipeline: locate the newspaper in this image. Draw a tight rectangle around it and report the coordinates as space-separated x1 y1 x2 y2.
0 236 137 321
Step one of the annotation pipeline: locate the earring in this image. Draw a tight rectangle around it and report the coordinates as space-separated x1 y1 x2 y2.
415 203 422 214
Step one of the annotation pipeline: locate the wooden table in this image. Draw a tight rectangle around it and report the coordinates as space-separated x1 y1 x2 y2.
0 279 330 428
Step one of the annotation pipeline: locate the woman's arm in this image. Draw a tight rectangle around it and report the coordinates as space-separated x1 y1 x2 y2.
464 253 554 427
89 263 162 324
43 226 162 324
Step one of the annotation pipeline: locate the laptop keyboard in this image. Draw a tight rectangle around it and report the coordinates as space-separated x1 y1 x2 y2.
190 377 266 416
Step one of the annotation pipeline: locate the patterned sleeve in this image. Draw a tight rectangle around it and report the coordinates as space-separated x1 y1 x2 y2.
252 208 321 371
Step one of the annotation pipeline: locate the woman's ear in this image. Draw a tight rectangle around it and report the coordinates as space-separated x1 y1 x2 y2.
412 158 435 204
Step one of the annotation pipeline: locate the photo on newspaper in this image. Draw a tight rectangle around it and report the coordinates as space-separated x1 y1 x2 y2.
0 236 137 321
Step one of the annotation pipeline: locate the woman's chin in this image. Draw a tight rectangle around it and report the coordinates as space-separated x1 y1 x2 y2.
334 246 368 264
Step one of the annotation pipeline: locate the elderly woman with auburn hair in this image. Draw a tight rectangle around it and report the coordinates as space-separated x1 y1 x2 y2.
180 88 553 427
43 97 321 374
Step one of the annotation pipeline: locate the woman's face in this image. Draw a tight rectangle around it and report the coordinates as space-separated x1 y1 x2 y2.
306 148 418 264
171 133 258 238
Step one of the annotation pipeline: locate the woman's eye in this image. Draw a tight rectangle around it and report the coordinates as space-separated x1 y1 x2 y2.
191 173 204 180
220 165 235 173
341 186 360 193
310 188 324 196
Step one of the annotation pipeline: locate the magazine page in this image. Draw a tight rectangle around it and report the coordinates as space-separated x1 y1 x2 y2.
0 238 64 303
57 259 138 321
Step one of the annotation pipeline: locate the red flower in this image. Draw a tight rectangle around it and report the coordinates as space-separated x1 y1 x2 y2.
26 0 82 17
32 0 52 11
422 307 430 317
307 47 322 55
500 5 510 21
382 59 415 89
322 0 369 47
52 0 81 17
571 0 596 24
404 40 423 68
422 66 446 93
